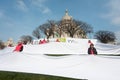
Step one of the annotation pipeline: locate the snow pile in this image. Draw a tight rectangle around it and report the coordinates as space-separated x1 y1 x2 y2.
0 38 120 80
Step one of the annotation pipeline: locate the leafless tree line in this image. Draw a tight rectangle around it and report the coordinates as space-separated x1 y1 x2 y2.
19 20 116 44
32 19 93 39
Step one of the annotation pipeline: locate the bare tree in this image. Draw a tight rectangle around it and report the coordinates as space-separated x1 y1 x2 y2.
32 28 41 39
39 20 56 39
33 19 93 39
20 35 33 44
59 19 93 38
65 22 80 38
94 30 116 43
0 40 5 49
75 20 93 35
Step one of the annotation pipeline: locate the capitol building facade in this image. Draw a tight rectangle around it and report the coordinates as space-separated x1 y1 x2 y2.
45 10 87 39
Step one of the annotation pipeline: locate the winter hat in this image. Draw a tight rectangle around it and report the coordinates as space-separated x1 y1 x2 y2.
90 43 94 46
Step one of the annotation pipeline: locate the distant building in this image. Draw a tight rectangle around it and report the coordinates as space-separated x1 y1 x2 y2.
4 38 16 47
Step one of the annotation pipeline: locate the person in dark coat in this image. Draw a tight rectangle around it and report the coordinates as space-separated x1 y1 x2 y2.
88 44 97 55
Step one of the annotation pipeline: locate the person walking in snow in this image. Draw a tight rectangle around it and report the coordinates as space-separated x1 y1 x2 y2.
88 44 97 55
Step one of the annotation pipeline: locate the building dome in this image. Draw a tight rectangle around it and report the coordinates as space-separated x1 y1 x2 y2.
62 9 72 20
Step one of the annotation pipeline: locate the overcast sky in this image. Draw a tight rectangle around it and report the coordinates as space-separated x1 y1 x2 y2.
0 0 120 42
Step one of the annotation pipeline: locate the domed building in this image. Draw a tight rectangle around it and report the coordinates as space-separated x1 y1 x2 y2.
62 9 72 20
60 9 73 37
47 9 87 39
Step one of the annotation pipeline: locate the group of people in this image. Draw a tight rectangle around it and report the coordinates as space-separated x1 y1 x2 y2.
13 40 97 55
39 39 48 44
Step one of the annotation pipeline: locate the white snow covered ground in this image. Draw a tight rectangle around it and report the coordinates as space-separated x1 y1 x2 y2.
0 38 120 80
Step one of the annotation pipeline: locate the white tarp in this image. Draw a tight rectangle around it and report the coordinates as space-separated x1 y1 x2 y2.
0 38 120 80
0 53 120 80
23 38 120 54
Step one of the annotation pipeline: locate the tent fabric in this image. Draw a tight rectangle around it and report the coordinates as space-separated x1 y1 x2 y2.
0 39 120 80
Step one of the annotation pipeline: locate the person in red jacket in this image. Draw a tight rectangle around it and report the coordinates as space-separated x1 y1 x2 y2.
88 44 97 55
42 38 47 43
39 40 43 44
13 42 23 52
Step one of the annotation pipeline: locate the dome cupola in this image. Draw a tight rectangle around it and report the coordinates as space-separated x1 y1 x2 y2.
62 9 72 20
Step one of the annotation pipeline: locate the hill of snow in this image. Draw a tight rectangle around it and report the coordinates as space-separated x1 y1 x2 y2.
0 38 120 80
